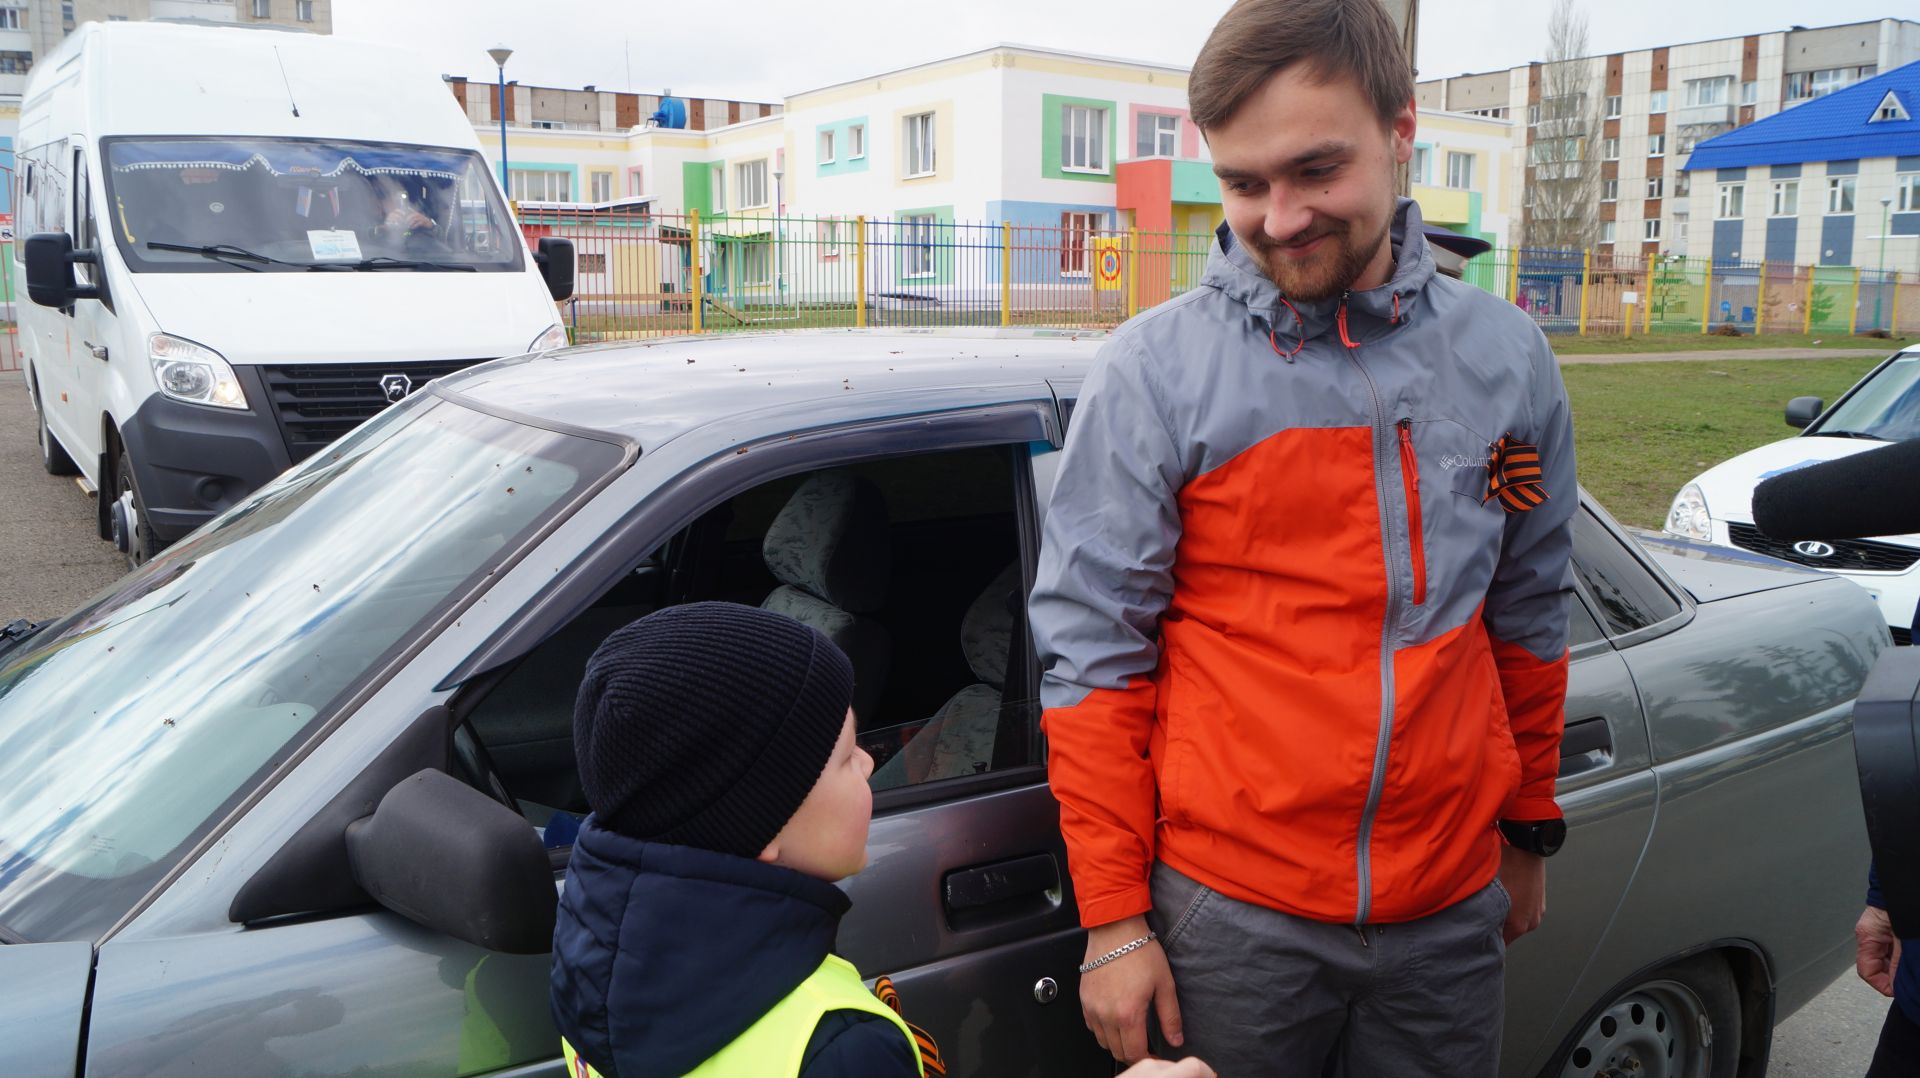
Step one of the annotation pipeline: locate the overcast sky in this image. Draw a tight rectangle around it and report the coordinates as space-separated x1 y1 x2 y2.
333 1 1912 103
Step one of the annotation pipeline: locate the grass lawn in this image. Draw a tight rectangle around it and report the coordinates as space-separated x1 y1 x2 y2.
1566 355 1888 529
1550 330 1912 356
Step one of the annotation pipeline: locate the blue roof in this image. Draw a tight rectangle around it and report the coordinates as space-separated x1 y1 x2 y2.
1684 58 1920 171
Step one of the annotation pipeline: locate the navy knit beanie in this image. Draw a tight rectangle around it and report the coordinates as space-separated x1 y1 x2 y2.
573 602 855 858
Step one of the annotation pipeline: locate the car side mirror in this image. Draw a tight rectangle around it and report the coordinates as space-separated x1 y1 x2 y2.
534 237 575 301
24 232 100 309
1785 397 1825 429
345 769 556 954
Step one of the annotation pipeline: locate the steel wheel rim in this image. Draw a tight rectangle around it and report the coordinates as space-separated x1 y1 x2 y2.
1560 978 1712 1078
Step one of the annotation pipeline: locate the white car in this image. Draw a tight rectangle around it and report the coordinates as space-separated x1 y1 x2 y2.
1667 344 1920 642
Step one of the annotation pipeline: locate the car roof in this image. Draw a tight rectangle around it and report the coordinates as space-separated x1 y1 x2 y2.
438 328 1106 446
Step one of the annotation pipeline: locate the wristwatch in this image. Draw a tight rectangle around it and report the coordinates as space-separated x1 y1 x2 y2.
1498 818 1567 857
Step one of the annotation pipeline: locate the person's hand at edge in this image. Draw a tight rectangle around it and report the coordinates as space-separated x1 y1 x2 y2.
1119 1058 1216 1077
1080 915 1183 1063
1857 905 1902 997
1499 845 1547 944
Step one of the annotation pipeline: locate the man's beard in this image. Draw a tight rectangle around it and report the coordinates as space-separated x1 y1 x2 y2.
1245 214 1391 302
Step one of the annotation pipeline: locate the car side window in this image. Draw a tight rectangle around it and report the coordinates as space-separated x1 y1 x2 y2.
1571 509 1683 637
458 444 1041 839
1567 591 1607 649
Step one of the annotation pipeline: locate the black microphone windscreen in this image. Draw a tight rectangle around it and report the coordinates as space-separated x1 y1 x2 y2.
1752 438 1920 542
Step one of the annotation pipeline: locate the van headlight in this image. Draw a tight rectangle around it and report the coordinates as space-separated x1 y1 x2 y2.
1665 483 1713 541
149 334 246 410
528 323 569 352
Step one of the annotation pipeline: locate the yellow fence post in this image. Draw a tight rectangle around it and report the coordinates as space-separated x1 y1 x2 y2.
855 215 868 329
1642 275 1652 335
689 210 704 336
1506 250 1520 305
1624 300 1635 339
1755 262 1768 337
1000 221 1013 328
1700 261 1711 335
1803 265 1816 334
1126 226 1140 322
1849 266 1861 334
1577 248 1591 336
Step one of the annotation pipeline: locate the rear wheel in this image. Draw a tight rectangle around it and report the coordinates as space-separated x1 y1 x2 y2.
32 376 79 476
112 448 160 569
1556 953 1742 1078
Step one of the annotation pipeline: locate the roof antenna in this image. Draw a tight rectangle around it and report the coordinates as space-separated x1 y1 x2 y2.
273 46 301 117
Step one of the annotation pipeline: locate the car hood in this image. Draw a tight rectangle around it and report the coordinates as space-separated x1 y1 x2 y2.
1631 528 1828 602
0 940 92 1077
1686 434 1920 540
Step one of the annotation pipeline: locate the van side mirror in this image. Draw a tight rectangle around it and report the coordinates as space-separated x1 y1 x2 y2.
345 769 556 954
535 237 575 301
1785 396 1825 429
24 233 100 309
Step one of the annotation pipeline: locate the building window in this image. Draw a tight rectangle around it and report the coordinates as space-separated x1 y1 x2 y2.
590 172 612 203
903 213 936 277
819 131 835 163
1446 151 1474 190
61 1 72 28
251 0 270 17
1647 134 1665 157
578 253 608 275
1601 220 1616 243
509 169 569 202
1740 80 1757 105
1465 106 1509 119
1899 173 1920 213
1605 95 1621 119
1059 211 1099 276
1875 93 1912 123
1644 218 1662 241
1527 103 1540 126
1603 137 1620 160
1716 183 1744 219
849 124 865 158
1601 178 1618 201
0 49 27 73
1770 180 1798 216
0 7 23 29
1789 66 1876 101
1411 145 1430 185
735 159 769 209
1827 176 1856 214
1678 134 1698 154
628 169 644 196
1061 104 1108 172
1649 91 1668 114
1684 77 1731 107
296 0 313 20
742 241 772 286
1647 175 1664 199
1675 172 1691 197
1136 113 1178 158
816 218 842 257
904 112 935 177
708 164 725 210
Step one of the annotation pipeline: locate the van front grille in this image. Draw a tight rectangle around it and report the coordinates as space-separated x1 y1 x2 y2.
259 359 487 460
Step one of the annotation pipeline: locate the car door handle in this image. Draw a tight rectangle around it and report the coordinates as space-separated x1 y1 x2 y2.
83 340 107 361
943 854 1060 919
1559 716 1613 778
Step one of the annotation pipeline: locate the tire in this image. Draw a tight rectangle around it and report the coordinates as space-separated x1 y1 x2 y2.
1556 953 1742 1078
115 448 160 568
32 377 79 477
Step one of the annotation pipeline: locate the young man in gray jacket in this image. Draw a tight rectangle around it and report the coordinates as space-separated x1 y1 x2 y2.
1029 0 1577 1074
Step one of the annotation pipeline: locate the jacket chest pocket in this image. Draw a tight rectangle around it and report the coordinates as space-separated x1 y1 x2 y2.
1395 416 1505 608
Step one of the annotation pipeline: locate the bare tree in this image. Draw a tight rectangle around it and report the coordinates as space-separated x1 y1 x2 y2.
1523 0 1602 250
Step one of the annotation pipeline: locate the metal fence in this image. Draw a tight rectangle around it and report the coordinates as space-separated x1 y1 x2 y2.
0 239 19 374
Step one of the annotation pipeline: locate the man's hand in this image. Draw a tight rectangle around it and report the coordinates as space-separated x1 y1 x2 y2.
1119 1059 1215 1078
1857 906 1902 997
1080 915 1183 1063
1498 845 1547 944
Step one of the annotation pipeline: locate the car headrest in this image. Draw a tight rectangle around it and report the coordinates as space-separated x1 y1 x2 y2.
961 563 1023 688
762 470 891 614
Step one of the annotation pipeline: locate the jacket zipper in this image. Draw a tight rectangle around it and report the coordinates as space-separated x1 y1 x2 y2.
1397 419 1428 606
1336 292 1397 927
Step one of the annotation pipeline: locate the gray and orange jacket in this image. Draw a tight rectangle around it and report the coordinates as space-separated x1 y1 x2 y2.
1031 199 1575 929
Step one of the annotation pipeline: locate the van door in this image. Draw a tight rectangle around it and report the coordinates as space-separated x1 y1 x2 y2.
66 141 114 483
23 142 81 468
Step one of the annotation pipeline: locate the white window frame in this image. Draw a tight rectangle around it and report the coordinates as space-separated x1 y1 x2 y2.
1674 172 1691 198
1601 178 1618 202
1446 151 1474 191
509 169 570 202
1605 95 1622 119
1740 80 1758 105
1647 133 1665 157
904 112 936 178
1770 180 1799 217
1410 145 1430 185
1649 90 1668 114
742 240 772 286
1647 175 1664 199
628 169 644 197
849 124 866 159
817 218 842 258
1644 217 1662 241
1137 112 1179 158
1716 183 1744 219
295 0 313 21
589 172 612 202
1827 176 1856 215
735 159 769 210
1601 220 1616 243
1061 104 1108 173
903 213 937 278
1060 211 1099 276
1603 137 1620 161
1899 173 1920 214
819 131 835 164
0 7 24 29
1685 77 1731 108
709 164 725 212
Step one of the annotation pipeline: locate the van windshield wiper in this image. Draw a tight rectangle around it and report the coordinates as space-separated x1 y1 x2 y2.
1812 429 1888 440
0 618 44 662
343 256 478 272
144 241 285 270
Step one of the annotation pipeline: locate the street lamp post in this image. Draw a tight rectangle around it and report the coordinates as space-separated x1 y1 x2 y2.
1877 196 1893 332
488 46 513 194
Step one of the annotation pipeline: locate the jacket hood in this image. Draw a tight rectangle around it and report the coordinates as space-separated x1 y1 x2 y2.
551 817 851 1077
1202 197 1438 357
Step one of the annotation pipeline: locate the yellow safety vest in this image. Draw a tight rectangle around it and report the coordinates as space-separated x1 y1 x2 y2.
560 954 925 1078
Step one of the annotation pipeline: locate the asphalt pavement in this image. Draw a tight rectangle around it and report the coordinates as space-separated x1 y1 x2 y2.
0 375 1894 1074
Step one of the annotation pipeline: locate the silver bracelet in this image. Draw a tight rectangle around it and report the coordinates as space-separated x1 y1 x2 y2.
1078 931 1157 974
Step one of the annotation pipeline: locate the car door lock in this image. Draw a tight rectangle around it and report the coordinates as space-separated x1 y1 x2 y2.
1033 977 1058 1005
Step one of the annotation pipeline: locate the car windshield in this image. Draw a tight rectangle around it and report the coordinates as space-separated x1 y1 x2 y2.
0 396 625 942
1812 353 1920 441
101 136 524 272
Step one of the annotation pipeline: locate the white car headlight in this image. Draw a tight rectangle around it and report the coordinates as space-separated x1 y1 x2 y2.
149 334 246 410
1665 483 1713 542
528 323 569 352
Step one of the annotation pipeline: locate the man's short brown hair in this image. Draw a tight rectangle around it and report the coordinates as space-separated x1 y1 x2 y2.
1189 0 1414 131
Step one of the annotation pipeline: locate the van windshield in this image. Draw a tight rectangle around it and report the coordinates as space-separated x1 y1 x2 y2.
0 395 625 942
101 137 525 272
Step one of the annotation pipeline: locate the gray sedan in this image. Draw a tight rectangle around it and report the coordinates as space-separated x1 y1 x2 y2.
0 330 1886 1077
